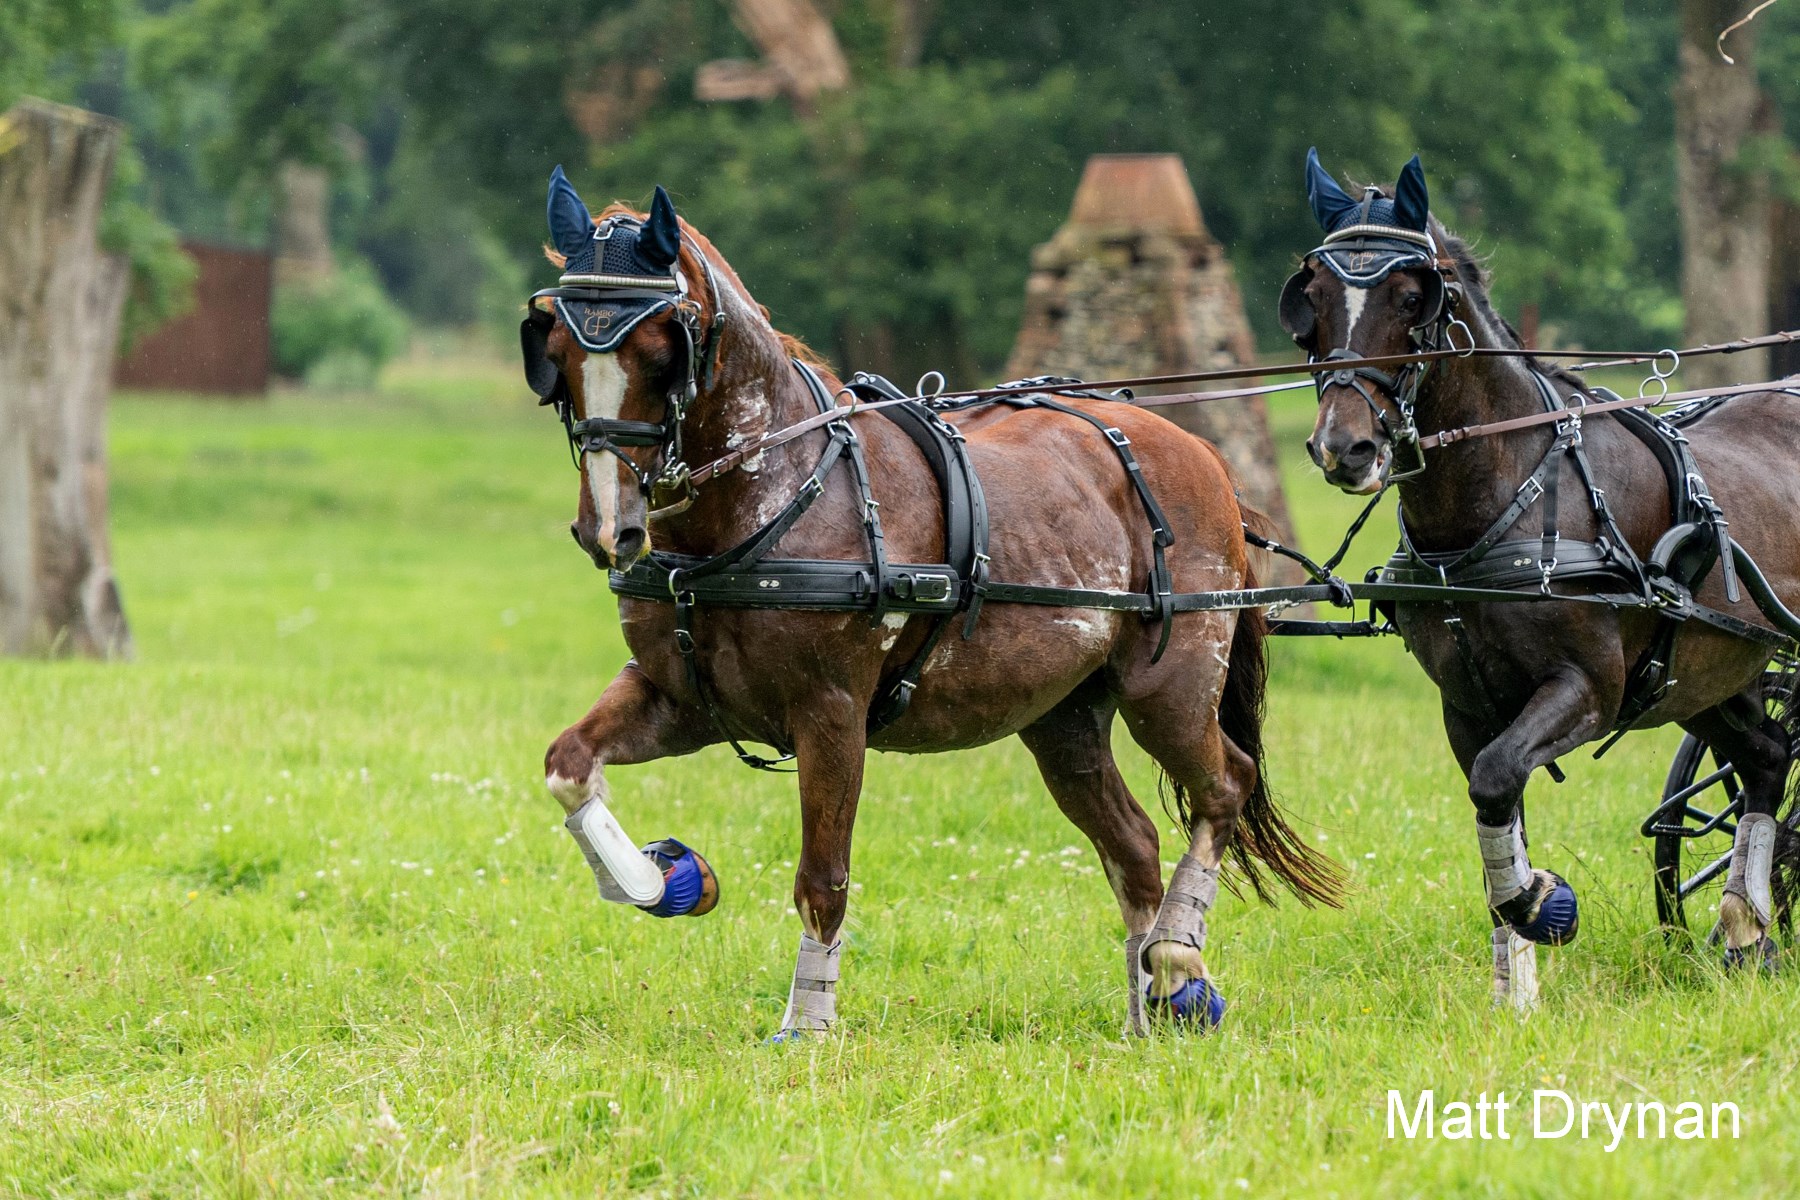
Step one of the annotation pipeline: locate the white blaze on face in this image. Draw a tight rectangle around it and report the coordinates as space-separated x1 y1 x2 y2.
580 353 629 552
1342 285 1370 347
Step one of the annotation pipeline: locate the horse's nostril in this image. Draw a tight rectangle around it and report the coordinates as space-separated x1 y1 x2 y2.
1340 439 1379 472
1305 438 1321 467
614 528 646 563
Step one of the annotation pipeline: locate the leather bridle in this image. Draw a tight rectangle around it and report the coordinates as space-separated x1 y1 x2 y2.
1281 192 1473 482
523 225 728 514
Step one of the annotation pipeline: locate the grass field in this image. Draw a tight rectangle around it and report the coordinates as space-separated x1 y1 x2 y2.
2 346 1793 1198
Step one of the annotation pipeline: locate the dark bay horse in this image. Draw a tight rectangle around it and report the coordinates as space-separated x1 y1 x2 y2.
525 168 1340 1038
1287 150 1800 980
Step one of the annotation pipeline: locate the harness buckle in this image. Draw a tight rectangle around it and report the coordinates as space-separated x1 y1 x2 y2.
1685 471 1714 507
1518 476 1545 506
1103 427 1131 448
890 573 952 604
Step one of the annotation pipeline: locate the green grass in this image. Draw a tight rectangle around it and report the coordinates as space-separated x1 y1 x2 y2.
1 350 1791 1198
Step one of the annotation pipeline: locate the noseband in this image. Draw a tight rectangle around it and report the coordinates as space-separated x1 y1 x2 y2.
521 218 727 513
1282 190 1472 481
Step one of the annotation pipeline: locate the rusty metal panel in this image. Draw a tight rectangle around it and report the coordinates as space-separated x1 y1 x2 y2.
115 241 271 396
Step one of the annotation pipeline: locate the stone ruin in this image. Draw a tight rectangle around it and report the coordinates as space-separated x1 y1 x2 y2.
1006 154 1301 580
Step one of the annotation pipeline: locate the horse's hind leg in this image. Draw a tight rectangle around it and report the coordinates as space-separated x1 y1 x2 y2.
1017 682 1164 1036
1685 700 1791 968
1116 684 1249 1030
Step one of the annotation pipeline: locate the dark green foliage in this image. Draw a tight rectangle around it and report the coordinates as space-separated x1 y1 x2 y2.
271 262 410 383
13 0 1800 367
595 66 1123 377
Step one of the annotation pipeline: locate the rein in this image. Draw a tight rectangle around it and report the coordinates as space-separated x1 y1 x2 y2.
668 328 1800 495
1418 378 1800 450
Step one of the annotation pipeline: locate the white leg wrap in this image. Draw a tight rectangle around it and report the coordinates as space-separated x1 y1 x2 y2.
564 790 666 907
1140 856 1217 964
1476 814 1532 908
1725 811 1777 928
780 934 841 1032
1490 926 1538 1013
1123 933 1148 1038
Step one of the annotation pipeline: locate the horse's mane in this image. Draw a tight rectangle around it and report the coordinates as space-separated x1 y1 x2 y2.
542 201 830 370
1342 181 1582 390
1432 225 1582 390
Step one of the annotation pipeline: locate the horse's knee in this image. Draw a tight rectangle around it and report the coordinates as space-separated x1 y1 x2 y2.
1467 748 1528 822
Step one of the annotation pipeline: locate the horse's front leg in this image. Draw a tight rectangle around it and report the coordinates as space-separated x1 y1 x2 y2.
546 660 719 914
1448 671 1607 1002
772 701 867 1041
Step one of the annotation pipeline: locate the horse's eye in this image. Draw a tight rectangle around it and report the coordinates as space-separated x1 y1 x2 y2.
1399 292 1421 313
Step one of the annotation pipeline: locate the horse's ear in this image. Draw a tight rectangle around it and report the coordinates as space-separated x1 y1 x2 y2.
1393 155 1429 231
547 165 593 258
641 185 681 271
1305 147 1358 233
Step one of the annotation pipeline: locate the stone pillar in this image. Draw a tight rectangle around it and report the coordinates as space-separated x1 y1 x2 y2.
1006 154 1301 579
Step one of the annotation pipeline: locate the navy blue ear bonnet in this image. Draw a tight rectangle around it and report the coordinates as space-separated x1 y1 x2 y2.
1299 147 1436 287
542 165 684 354
1281 149 1446 343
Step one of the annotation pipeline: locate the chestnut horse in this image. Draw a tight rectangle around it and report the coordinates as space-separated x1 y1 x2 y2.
1288 150 1800 980
526 169 1340 1038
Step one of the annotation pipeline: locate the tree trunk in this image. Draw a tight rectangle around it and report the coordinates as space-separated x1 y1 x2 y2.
1771 197 1800 378
1674 0 1771 387
0 98 132 658
273 161 335 286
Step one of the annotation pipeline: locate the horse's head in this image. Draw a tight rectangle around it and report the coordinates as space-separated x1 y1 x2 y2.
520 167 723 570
1282 149 1462 494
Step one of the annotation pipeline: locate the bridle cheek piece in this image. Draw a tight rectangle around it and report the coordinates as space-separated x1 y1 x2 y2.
1282 207 1472 484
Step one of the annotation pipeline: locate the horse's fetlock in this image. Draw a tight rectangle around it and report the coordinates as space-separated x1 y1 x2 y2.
1145 941 1207 999
1719 892 1766 950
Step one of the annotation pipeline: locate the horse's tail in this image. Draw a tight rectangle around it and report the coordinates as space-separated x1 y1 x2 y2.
1163 577 1347 909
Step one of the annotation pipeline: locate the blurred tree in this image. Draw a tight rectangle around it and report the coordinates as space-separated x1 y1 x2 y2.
89 0 1800 372
1674 0 1773 385
136 0 386 278
2 0 192 348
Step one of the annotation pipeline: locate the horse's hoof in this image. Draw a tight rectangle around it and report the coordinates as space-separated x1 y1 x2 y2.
1146 977 1227 1030
1511 873 1579 946
1722 936 1779 973
636 838 720 918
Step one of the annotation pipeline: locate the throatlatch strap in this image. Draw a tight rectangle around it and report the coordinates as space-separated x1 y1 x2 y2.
782 933 842 1031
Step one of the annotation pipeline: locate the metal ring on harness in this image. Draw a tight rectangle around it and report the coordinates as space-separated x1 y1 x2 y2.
1445 316 1476 356
1638 348 1679 403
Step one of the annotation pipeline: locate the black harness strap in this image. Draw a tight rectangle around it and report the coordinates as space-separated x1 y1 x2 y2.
1001 395 1179 662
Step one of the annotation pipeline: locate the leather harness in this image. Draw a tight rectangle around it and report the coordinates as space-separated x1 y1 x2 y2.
527 235 1800 774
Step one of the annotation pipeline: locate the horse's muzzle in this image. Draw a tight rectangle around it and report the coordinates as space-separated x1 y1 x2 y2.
1309 437 1389 494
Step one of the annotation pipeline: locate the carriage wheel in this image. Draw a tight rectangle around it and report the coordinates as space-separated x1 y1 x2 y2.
1649 659 1800 937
